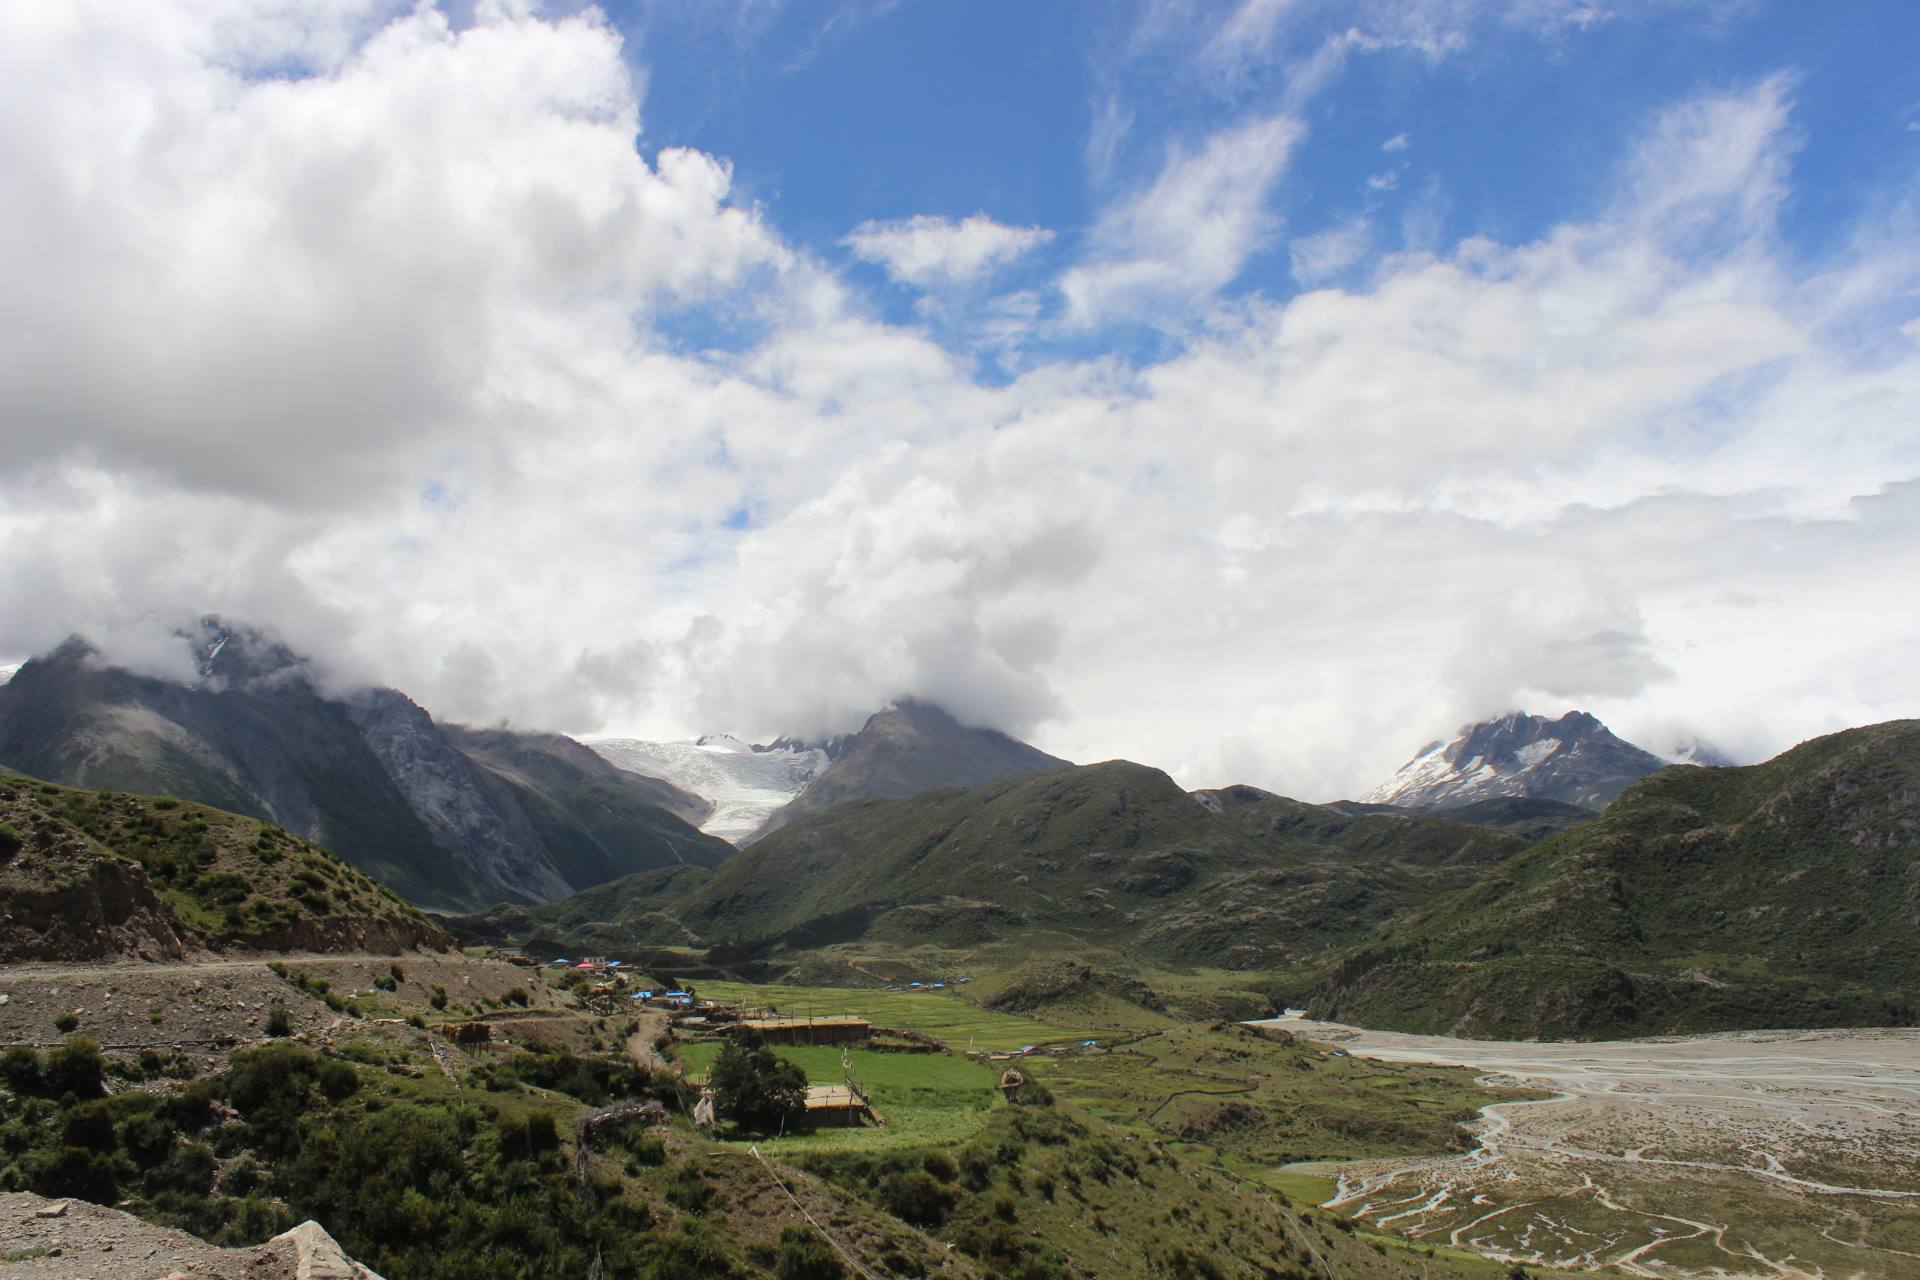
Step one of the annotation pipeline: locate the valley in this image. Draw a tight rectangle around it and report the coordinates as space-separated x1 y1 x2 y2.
1261 1016 1920 1278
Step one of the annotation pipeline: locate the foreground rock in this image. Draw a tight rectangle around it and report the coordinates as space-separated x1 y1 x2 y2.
0 1193 382 1279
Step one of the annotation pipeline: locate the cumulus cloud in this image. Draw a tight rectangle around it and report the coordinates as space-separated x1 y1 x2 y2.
0 3 1915 803
843 214 1053 288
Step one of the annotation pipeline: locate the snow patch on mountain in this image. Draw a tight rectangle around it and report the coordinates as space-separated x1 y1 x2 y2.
588 736 828 844
1664 736 1735 767
1362 710 1667 811
1514 737 1561 768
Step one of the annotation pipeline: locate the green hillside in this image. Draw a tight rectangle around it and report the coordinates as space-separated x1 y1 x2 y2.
1309 719 1920 1038
459 761 1537 973
0 774 447 960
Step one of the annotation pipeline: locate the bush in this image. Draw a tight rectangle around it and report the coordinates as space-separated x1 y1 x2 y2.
0 821 22 857
43 1036 104 1098
1 1045 42 1093
497 1112 561 1161
662 1159 714 1213
615 1128 667 1168
27 1144 118 1202
222 1151 263 1196
265 1002 292 1036
53 1012 78 1033
774 1224 844 1280
879 1169 953 1228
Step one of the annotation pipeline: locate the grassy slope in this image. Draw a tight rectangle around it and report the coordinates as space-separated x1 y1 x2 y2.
467 760 1538 977
0 952 1530 1280
1311 719 1920 1038
0 774 444 953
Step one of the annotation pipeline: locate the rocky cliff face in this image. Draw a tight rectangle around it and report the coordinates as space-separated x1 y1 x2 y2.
346 688 569 902
1361 710 1670 812
0 623 730 909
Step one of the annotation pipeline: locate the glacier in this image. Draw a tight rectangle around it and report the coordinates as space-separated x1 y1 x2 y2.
586 735 827 844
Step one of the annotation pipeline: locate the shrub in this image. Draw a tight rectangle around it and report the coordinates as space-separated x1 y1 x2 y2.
222 1151 263 1196
0 1045 42 1093
774 1224 844 1280
615 1128 667 1168
265 1003 292 1037
497 1112 561 1161
879 1169 953 1228
43 1036 104 1098
662 1159 714 1212
0 822 22 857
53 1012 78 1034
27 1144 117 1202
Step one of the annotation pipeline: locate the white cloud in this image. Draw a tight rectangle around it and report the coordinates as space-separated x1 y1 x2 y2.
843 214 1053 288
1059 114 1303 327
0 7 1916 806
1382 132 1411 152
1288 216 1372 285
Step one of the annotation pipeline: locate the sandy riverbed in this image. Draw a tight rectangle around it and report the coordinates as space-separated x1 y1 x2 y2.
1252 1015 1920 1278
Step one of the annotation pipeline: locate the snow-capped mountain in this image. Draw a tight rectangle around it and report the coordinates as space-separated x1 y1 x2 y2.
1361 710 1669 812
587 735 830 843
1664 735 1734 767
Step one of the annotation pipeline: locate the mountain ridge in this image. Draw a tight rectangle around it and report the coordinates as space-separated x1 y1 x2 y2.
1313 718 1920 1038
1362 709 1673 811
0 624 731 910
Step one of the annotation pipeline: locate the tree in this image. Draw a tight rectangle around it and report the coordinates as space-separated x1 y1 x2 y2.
707 1029 806 1134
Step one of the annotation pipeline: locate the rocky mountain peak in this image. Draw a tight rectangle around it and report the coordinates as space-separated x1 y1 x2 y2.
1362 709 1668 812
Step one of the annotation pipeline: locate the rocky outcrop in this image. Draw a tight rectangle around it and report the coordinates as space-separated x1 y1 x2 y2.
0 841 194 963
0 1192 383 1279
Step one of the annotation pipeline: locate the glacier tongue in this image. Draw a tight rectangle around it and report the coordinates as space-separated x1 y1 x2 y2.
587 737 826 844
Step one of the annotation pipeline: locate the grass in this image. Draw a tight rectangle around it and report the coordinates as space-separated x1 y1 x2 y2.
693 979 1115 1051
1028 1022 1525 1172
672 1041 1006 1152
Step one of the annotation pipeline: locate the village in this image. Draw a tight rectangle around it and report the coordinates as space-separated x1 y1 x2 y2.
481 950 1089 1133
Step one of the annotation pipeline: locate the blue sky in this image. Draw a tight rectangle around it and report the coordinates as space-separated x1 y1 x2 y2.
613 1 1920 351
3 0 1919 797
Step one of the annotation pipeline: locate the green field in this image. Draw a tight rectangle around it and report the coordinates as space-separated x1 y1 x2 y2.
1027 1022 1523 1172
671 1040 1006 1152
693 979 1116 1051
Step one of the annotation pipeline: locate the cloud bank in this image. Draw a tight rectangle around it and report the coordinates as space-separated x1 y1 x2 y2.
1 2 1916 802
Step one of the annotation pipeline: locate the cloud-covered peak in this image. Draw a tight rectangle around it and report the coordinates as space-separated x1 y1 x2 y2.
2 0 1916 802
